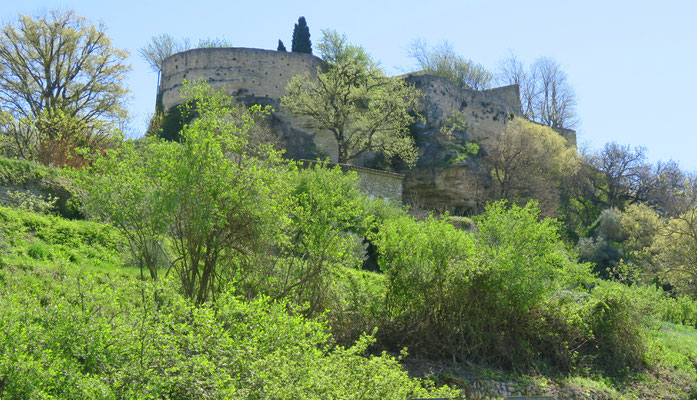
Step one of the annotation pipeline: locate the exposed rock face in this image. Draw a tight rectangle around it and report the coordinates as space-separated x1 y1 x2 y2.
396 75 521 214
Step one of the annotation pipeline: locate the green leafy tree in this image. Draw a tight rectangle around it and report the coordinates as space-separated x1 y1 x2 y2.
277 39 287 52
282 30 420 165
78 80 290 303
291 16 312 54
0 10 130 128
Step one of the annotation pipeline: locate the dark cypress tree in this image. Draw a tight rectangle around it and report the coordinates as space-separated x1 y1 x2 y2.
291 16 312 54
277 39 287 52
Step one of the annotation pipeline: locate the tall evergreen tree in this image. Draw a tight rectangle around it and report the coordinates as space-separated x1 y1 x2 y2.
291 16 312 54
277 39 287 52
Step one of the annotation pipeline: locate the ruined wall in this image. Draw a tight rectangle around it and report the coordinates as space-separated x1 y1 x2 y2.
403 74 519 145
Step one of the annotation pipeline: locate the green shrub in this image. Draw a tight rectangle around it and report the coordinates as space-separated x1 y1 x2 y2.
373 201 643 373
0 156 80 219
0 266 458 399
593 281 697 328
586 281 648 375
375 212 475 359
264 164 369 317
26 242 52 260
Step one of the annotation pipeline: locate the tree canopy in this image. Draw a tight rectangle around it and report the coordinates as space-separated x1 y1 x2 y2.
486 118 579 214
291 16 312 54
0 10 130 126
282 30 419 166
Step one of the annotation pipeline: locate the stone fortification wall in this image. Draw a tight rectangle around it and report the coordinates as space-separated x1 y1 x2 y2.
403 74 520 145
398 74 524 212
484 84 522 114
156 49 574 209
159 47 328 161
159 47 322 111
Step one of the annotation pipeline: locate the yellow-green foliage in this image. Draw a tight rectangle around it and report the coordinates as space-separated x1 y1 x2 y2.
652 207 697 297
282 30 420 165
487 118 579 213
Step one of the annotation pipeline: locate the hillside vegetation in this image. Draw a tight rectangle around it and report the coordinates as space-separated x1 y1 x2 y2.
1 81 697 399
2 11 697 399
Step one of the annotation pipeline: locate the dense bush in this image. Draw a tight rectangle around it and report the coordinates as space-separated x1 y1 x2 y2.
375 212 475 359
260 164 369 317
586 282 648 375
373 201 650 374
0 265 457 399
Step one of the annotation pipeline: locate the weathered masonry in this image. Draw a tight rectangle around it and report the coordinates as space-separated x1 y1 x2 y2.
158 47 575 209
298 160 403 203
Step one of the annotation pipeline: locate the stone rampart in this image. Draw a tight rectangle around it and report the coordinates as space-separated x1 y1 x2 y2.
159 47 322 111
159 47 327 160
403 74 519 145
156 48 575 208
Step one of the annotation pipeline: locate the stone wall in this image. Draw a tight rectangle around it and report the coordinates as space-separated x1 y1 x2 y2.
352 167 403 203
159 47 322 111
404 74 520 146
298 160 403 203
156 48 575 208
159 48 328 160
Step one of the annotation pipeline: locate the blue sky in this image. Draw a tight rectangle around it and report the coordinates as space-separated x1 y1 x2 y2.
4 0 697 171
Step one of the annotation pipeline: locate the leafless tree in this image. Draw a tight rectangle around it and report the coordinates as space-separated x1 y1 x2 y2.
497 53 578 129
586 142 651 209
139 34 191 74
409 39 494 91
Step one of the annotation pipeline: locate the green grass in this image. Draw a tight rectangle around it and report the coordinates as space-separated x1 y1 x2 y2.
0 205 138 278
649 321 697 372
0 156 58 185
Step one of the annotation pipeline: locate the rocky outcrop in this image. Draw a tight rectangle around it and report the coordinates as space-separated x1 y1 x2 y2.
393 75 522 214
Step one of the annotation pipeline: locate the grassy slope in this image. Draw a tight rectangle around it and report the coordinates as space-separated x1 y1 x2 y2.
0 156 81 219
0 205 137 277
1 201 697 397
